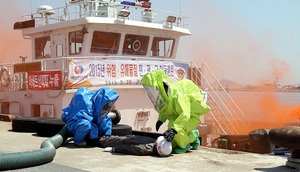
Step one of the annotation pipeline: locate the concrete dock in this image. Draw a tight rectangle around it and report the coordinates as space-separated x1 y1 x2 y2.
0 121 297 172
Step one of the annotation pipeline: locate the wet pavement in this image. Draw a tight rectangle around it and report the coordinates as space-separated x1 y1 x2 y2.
0 121 298 172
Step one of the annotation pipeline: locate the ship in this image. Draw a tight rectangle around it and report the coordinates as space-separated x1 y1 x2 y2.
1 0 246 146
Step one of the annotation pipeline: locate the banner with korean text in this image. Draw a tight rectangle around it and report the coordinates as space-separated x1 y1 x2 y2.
66 59 189 88
28 70 62 90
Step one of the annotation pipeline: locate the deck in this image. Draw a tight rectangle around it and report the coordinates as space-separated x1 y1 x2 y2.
0 121 295 172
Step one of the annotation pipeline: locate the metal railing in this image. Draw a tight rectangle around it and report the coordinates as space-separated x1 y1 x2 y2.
189 61 246 135
24 0 188 28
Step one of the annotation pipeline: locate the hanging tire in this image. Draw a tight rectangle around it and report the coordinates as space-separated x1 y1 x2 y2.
36 118 66 137
12 117 50 132
112 124 132 136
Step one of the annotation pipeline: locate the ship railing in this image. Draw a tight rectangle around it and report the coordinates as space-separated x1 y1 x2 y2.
23 0 188 28
189 61 247 135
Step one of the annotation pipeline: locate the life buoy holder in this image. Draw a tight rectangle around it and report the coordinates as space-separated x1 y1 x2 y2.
0 67 11 88
132 40 141 51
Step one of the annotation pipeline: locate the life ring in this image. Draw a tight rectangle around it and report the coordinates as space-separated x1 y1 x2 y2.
0 67 11 88
132 40 141 51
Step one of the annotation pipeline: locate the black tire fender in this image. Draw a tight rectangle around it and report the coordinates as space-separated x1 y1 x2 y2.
12 117 50 132
112 124 132 136
13 117 132 137
36 118 66 137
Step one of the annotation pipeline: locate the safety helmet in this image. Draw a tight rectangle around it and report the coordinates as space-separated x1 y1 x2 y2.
155 136 172 156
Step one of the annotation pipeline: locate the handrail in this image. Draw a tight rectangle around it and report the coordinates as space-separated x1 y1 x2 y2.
23 0 188 28
201 62 245 120
189 61 246 135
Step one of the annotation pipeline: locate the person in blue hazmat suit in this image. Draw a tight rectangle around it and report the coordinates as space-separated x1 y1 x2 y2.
61 87 119 147
141 69 211 153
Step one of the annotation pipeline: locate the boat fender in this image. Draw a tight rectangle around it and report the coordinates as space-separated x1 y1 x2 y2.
0 67 11 88
132 40 141 51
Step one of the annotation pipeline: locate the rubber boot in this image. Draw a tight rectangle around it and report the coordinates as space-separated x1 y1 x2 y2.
173 143 191 153
76 142 87 147
191 130 200 150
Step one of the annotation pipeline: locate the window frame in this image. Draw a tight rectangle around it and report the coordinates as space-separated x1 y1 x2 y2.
69 31 84 55
151 37 175 58
34 36 51 59
122 34 150 56
90 31 121 54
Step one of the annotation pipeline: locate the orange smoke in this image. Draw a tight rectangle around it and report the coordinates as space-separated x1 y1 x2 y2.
0 32 31 63
230 91 300 134
0 1 31 63
259 93 299 124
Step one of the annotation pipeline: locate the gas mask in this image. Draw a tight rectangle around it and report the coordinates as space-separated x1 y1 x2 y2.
100 101 115 118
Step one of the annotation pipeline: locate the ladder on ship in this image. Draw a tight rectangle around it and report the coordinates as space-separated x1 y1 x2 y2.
189 62 246 136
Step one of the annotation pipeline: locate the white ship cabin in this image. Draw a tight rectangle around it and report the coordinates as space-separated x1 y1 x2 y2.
0 0 197 132
0 0 247 139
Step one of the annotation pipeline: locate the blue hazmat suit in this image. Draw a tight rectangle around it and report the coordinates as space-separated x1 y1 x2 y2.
61 87 119 145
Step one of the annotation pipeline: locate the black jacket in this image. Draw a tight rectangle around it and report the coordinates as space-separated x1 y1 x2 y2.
99 135 159 156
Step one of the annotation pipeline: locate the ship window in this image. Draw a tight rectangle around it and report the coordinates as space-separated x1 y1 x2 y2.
122 34 149 56
69 31 84 55
35 36 51 59
151 37 174 57
56 44 63 57
91 31 120 54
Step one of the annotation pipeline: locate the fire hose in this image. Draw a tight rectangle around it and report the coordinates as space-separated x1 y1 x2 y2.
0 110 122 170
0 125 69 171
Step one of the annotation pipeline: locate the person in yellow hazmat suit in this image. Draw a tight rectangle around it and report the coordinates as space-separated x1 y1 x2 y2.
141 69 211 153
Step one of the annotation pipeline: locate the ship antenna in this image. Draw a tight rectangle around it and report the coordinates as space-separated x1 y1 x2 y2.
179 0 182 15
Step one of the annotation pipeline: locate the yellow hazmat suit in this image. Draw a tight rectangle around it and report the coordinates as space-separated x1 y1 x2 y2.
141 69 211 152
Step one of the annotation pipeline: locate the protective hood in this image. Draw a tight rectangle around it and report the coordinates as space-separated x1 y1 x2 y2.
61 87 94 123
62 87 119 124
92 87 119 121
141 69 170 111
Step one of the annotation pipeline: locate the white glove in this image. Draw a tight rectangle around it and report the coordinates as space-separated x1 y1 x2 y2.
103 147 113 152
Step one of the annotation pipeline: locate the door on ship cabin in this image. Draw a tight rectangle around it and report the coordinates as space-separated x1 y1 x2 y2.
51 34 67 58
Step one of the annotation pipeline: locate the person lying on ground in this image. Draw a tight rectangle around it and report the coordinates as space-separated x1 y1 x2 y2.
100 135 172 157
